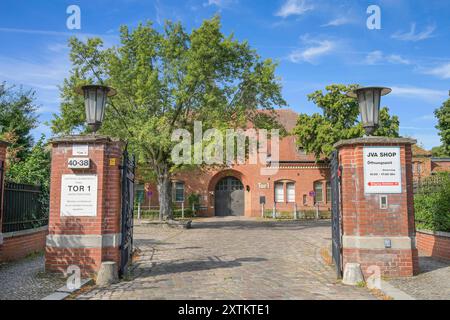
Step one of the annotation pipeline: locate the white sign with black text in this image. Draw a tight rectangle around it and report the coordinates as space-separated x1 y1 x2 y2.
68 158 90 169
72 144 89 156
363 147 402 194
60 174 98 216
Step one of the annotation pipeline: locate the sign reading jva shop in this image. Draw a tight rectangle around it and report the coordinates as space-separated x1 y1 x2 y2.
363 147 402 194
60 174 98 216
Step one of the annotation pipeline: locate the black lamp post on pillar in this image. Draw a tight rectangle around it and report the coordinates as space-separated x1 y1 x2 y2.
347 87 392 136
75 85 117 133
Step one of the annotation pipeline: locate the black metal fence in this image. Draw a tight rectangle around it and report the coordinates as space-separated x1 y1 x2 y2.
2 182 48 233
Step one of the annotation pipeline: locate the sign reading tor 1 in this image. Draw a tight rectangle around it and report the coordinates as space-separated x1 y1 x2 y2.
363 147 402 194
60 174 98 216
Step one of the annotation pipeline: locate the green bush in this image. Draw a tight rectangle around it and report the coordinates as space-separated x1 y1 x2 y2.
415 174 450 232
135 208 195 220
263 209 330 220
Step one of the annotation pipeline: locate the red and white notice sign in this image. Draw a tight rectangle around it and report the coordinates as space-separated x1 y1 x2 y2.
363 147 402 194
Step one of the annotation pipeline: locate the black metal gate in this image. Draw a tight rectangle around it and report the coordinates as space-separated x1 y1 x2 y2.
330 150 343 278
120 150 135 276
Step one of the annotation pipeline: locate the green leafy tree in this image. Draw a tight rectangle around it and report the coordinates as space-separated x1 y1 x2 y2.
7 135 51 214
0 83 38 161
293 84 400 159
51 17 286 220
430 146 450 158
435 95 450 156
7 135 51 187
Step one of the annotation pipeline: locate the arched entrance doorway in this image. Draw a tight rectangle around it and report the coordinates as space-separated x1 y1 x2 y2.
215 176 244 216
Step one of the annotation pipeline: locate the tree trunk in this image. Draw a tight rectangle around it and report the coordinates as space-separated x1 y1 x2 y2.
157 164 173 221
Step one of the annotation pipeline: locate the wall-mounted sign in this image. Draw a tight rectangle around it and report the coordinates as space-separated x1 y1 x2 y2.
363 147 402 194
68 158 90 169
309 191 316 197
259 196 266 205
258 183 269 189
72 144 89 156
60 174 98 217
109 158 117 166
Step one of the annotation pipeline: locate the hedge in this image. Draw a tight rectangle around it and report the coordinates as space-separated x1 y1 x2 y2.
263 210 331 220
415 173 450 233
135 209 195 220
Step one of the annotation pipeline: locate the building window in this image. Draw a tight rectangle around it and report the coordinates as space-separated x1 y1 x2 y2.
275 182 284 203
314 181 323 204
286 183 295 203
417 163 422 174
303 194 307 206
326 181 331 203
173 182 185 202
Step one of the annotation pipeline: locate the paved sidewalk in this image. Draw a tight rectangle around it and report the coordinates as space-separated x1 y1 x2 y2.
0 253 66 300
387 255 450 300
77 217 376 300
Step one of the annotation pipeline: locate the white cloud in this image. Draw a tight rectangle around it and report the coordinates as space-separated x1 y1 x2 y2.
321 17 352 27
276 0 313 18
391 23 436 42
204 0 235 8
288 38 336 64
365 51 410 65
365 50 383 65
0 50 71 116
422 62 450 79
390 86 448 102
386 54 410 65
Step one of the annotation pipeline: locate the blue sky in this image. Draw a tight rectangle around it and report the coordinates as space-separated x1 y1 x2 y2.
0 0 449 149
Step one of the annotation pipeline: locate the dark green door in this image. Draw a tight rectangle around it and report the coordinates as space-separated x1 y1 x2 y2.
215 177 244 216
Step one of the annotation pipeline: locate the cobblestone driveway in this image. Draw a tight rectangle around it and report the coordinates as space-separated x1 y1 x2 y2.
78 217 375 300
387 255 450 300
0 253 66 300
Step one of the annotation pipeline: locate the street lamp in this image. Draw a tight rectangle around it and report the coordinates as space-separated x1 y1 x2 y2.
76 85 117 133
347 86 391 136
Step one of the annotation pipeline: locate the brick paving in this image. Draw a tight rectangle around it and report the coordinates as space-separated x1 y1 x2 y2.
77 217 376 300
0 253 66 300
387 255 450 300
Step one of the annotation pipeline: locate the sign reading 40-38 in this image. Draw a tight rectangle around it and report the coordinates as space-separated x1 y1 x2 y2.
363 147 402 194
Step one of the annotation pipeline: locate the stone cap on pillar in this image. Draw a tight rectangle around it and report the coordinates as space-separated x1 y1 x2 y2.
334 136 417 149
49 134 125 147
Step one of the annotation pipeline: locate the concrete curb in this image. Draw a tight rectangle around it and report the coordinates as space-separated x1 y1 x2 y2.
379 280 416 300
41 278 94 300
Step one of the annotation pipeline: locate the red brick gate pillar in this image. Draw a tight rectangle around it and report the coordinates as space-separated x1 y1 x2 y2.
0 140 7 260
45 135 124 277
334 137 419 278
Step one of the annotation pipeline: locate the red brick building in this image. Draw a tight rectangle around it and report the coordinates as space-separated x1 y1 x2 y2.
141 110 450 218
431 157 450 173
142 109 332 217
411 145 450 182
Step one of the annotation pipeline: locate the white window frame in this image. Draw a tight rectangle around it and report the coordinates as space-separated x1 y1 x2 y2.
173 182 185 203
286 183 295 203
275 182 284 203
314 181 323 204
